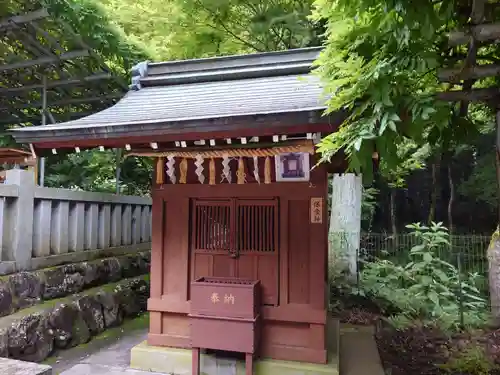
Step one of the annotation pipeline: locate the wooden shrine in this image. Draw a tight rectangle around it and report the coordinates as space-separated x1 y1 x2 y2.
145 140 329 367
9 47 345 372
0 148 37 183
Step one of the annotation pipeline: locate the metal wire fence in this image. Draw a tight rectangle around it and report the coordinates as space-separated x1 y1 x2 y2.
365 232 490 296
359 232 490 274
328 231 491 298
328 232 493 326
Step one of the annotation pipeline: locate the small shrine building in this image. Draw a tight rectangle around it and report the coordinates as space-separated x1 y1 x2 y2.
10 47 345 375
0 148 37 183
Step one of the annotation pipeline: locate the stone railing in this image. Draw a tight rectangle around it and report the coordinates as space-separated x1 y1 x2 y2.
0 169 152 275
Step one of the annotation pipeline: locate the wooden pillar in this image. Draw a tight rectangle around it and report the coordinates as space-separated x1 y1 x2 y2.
245 353 254 375
329 173 362 280
192 348 200 375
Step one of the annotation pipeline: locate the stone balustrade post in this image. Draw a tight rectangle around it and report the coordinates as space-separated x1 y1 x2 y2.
4 169 35 270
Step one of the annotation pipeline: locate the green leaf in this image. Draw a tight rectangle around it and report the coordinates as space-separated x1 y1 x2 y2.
423 252 433 262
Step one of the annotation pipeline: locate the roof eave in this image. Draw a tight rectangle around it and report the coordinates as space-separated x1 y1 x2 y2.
10 108 340 146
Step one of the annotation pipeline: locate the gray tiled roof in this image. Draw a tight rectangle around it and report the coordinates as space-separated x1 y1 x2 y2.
17 73 327 132
11 47 333 145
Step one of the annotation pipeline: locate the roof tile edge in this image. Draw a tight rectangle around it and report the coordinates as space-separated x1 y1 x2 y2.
130 47 323 89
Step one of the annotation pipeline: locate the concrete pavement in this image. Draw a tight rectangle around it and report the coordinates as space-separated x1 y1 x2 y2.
57 329 165 375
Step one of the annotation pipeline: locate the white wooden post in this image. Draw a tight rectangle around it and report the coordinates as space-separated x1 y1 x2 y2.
329 173 362 280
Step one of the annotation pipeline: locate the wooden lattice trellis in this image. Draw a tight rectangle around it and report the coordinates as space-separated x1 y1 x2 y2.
0 7 129 130
437 0 500 221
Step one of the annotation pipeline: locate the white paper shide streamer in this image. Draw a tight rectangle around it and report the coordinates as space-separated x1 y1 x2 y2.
194 154 205 184
166 156 176 184
252 156 260 184
221 154 231 183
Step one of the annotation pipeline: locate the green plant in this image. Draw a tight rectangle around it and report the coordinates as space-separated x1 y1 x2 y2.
361 186 378 230
441 345 497 375
358 222 488 329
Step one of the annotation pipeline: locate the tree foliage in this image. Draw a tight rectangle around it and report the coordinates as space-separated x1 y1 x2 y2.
98 0 177 61
45 151 153 196
100 0 324 61
166 0 323 59
3 0 148 73
312 0 484 179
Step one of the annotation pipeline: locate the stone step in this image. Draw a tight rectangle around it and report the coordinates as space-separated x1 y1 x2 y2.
0 357 52 375
339 326 384 375
0 251 150 318
0 275 150 364
131 317 341 375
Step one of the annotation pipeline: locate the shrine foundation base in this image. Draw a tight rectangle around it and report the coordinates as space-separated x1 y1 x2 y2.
130 319 339 375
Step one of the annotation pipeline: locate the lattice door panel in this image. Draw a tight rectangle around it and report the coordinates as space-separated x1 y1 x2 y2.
191 198 279 306
236 199 278 253
192 200 231 252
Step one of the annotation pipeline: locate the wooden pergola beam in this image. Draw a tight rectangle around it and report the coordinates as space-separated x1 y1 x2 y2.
57 21 129 91
0 92 122 111
0 8 127 129
0 50 90 72
0 109 99 126
448 22 500 47
0 9 50 31
438 64 500 82
437 87 500 102
0 73 113 94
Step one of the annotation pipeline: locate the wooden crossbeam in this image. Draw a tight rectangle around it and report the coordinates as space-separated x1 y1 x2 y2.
57 21 129 91
0 110 98 126
0 9 50 31
437 88 500 102
0 116 26 126
0 73 113 94
438 65 500 82
22 21 119 97
0 92 122 111
448 22 500 46
0 50 89 72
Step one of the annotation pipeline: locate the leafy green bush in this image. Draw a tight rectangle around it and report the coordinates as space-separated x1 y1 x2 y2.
441 345 497 375
358 222 489 329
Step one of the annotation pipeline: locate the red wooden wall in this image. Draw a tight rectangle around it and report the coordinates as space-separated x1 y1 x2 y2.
147 157 329 364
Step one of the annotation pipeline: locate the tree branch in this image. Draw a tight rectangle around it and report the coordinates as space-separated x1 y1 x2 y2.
192 0 266 52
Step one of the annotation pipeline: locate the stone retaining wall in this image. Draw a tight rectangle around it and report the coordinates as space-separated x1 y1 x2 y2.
0 275 150 363
0 251 150 317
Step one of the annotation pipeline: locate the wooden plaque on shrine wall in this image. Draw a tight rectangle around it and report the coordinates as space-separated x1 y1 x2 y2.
310 197 323 224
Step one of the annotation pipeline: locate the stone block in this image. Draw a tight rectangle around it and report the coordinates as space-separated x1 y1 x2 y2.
0 276 150 363
0 252 150 318
130 340 339 375
0 358 52 375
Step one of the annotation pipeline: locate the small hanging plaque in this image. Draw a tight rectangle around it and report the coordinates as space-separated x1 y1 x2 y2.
310 197 323 224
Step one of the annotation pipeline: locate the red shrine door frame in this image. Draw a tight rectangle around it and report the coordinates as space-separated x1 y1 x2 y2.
190 197 279 306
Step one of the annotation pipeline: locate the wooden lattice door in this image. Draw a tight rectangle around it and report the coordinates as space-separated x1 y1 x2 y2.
191 198 279 306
